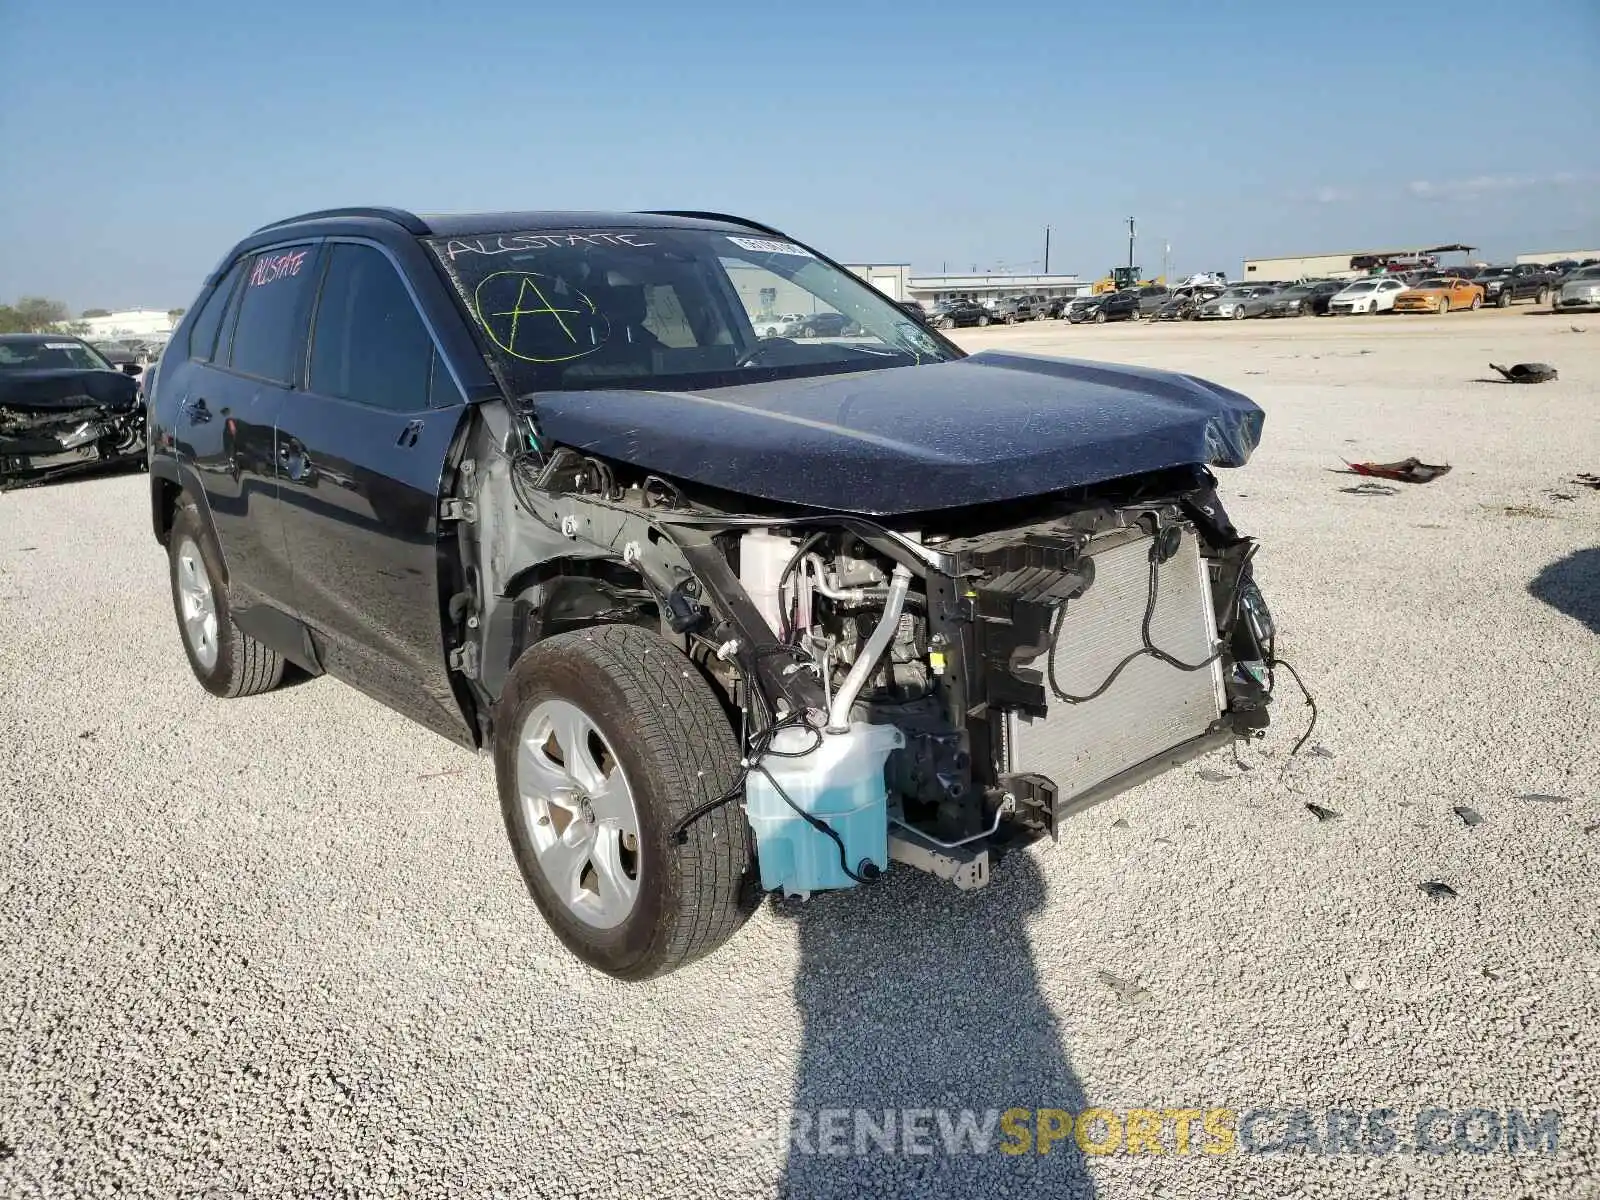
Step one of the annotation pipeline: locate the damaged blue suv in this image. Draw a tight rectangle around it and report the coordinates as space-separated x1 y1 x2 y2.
148 207 1275 979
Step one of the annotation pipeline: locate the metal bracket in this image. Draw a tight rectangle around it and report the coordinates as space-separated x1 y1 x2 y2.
447 641 480 675
888 825 991 890
440 498 477 523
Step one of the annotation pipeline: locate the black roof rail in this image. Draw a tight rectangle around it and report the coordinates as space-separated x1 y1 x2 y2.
252 207 431 235
640 210 789 238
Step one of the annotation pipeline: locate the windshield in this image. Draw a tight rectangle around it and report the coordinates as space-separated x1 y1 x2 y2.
1478 267 1512 278
1418 278 1457 288
427 227 959 394
1217 288 1253 299
1344 282 1378 293
1571 266 1600 280
0 338 112 371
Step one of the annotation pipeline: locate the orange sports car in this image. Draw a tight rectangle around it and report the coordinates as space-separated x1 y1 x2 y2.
1393 275 1486 313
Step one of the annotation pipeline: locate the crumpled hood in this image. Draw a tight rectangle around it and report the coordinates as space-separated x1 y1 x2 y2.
528 351 1265 515
0 368 140 413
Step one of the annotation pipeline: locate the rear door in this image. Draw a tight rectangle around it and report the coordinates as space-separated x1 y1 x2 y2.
175 244 318 613
274 240 473 745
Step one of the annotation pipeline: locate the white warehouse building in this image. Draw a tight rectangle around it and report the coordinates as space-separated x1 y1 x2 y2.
74 309 179 342
1243 243 1477 282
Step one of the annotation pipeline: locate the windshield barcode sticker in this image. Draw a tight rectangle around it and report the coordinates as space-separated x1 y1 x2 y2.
44 342 81 349
727 236 813 258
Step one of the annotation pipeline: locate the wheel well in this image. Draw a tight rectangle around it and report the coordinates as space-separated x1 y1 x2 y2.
153 477 182 546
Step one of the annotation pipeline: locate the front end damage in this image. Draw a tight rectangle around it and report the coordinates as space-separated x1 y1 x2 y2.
0 378 145 489
445 404 1276 899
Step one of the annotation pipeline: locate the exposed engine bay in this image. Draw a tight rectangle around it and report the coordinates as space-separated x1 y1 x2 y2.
448 399 1278 899
0 373 145 488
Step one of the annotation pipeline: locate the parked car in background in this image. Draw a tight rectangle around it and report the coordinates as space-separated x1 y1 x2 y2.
993 297 1042 324
0 334 145 487
752 312 805 338
1474 264 1555 308
790 312 860 338
1131 285 1171 319
1327 278 1408 315
146 205 1276 980
929 299 993 329
1062 295 1102 322
1393 276 1485 314
1067 290 1140 324
1197 286 1279 320
1554 264 1600 312
896 299 928 321
1153 292 1204 321
1262 280 1344 318
1542 260 1580 279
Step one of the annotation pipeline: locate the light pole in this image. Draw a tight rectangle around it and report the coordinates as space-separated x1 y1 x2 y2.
1127 217 1136 272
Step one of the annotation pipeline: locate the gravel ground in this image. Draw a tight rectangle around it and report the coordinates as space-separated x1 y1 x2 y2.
2 308 1597 1199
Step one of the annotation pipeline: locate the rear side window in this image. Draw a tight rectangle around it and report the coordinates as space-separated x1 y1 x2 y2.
308 244 433 412
187 260 244 362
227 245 317 383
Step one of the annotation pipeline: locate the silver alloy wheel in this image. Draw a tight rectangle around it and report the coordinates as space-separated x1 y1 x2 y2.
516 698 642 929
175 536 219 672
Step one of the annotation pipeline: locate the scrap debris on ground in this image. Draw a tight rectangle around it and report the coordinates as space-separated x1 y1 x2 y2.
1489 362 1558 384
1453 805 1484 827
1305 803 1342 823
1096 970 1152 1005
1337 457 1453 484
1418 881 1460 900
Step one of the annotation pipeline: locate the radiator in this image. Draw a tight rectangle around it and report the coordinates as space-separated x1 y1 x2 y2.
1004 526 1226 801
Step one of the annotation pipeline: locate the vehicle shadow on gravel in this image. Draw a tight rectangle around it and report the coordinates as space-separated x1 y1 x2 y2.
1529 546 1600 633
777 850 1096 1199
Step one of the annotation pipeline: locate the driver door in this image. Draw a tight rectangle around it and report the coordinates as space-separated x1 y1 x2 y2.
273 241 474 747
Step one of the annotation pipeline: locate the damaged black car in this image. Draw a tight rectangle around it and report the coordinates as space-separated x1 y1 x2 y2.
1 334 146 488
149 208 1277 980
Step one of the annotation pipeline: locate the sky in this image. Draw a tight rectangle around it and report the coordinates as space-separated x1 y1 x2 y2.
1 0 1597 313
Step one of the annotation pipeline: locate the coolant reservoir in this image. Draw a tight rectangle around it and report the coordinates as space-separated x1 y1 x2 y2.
744 722 905 897
738 529 795 636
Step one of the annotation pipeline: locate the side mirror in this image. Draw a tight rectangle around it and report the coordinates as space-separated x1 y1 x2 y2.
122 362 143 376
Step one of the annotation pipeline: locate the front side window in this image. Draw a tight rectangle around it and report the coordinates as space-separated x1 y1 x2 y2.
228 244 318 383
308 244 433 412
427 227 958 394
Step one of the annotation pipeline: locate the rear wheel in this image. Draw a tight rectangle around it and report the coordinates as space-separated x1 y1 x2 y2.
494 625 755 980
1536 288 1548 305
167 501 285 698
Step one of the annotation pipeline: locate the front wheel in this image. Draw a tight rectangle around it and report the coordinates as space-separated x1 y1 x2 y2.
494 625 755 980
1471 294 1482 310
1093 309 1107 324
1496 290 1511 308
167 501 285 698
1232 306 1246 320
1536 289 1548 305
1438 296 1450 314
977 314 990 327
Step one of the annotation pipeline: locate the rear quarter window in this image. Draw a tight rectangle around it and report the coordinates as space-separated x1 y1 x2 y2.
227 245 318 383
186 259 245 362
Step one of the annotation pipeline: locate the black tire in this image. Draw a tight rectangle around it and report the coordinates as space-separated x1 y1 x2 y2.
1536 288 1548 305
1496 290 1511 308
802 325 817 338
977 314 990 327
1232 306 1246 320
494 625 754 980
168 500 285 698
1093 308 1107 324
1438 296 1450 314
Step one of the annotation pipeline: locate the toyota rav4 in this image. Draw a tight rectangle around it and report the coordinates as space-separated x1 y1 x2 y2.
148 207 1277 979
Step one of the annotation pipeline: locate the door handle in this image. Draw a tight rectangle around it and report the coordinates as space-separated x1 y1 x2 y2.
397 418 424 448
181 396 212 424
